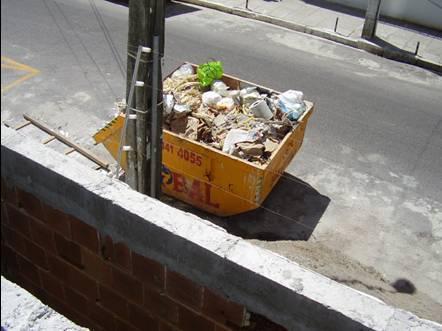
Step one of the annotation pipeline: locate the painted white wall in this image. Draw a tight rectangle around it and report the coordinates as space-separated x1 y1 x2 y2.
325 0 442 30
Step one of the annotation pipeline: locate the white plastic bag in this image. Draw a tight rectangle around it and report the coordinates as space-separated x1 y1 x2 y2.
163 94 174 114
216 97 235 111
171 64 194 79
211 80 229 96
202 91 222 106
278 90 306 121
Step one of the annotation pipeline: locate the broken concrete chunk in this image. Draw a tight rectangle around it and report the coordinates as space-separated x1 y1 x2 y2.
173 104 191 118
234 142 265 157
216 97 235 112
264 138 279 154
213 114 227 127
222 129 260 154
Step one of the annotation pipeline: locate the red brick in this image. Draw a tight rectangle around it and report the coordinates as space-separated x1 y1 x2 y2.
98 285 130 320
24 239 48 270
16 189 44 220
3 225 27 255
0 178 4 199
48 254 70 279
202 289 247 327
99 235 131 271
159 321 180 331
66 306 101 331
115 318 138 331
65 286 90 313
54 233 83 268
113 242 131 270
215 325 233 331
16 254 41 286
1 202 9 224
89 302 116 331
179 306 215 331
46 292 71 318
41 203 71 237
3 244 19 274
111 266 143 305
100 234 113 260
166 271 203 310
144 287 179 324
66 287 107 331
2 181 17 205
6 205 30 237
71 217 99 253
82 248 112 285
128 303 159 331
67 266 98 300
29 219 55 251
15 273 46 301
132 252 165 289
40 269 65 299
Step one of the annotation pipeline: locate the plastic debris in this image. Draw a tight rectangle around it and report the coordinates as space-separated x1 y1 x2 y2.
216 97 235 111
278 90 306 121
202 91 222 106
163 94 174 114
171 63 194 79
211 80 229 96
264 138 279 153
250 99 273 120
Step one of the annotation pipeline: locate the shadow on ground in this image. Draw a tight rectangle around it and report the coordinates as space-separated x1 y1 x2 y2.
169 173 330 241
166 2 201 18
370 36 418 57
105 0 201 18
300 0 442 38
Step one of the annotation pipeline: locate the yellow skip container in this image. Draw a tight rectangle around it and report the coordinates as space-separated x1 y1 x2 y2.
94 65 314 216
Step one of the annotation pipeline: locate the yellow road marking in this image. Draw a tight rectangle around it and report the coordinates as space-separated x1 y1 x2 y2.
1 56 40 94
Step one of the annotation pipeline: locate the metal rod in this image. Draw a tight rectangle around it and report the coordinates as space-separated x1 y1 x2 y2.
246 0 249 9
415 41 420 56
334 17 339 32
150 36 160 198
22 114 109 170
116 46 143 179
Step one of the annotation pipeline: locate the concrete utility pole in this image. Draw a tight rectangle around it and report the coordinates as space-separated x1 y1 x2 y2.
362 0 382 39
126 0 165 196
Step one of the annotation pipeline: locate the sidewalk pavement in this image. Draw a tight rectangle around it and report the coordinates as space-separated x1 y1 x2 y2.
176 0 442 73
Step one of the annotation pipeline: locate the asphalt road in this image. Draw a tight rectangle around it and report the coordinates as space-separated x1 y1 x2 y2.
2 0 441 314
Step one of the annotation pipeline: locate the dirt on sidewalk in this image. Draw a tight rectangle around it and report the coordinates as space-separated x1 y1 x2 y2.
249 239 442 324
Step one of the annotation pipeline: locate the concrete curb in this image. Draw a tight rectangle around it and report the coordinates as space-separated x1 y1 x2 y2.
176 0 442 73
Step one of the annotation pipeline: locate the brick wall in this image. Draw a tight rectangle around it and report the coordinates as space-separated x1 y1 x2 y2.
1 179 283 331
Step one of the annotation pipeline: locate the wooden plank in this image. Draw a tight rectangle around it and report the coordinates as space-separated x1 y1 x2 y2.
22 114 109 171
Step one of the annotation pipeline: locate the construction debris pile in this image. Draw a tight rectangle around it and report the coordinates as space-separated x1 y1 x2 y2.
163 63 307 165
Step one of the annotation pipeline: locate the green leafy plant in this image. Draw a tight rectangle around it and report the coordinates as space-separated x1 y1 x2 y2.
197 61 224 87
